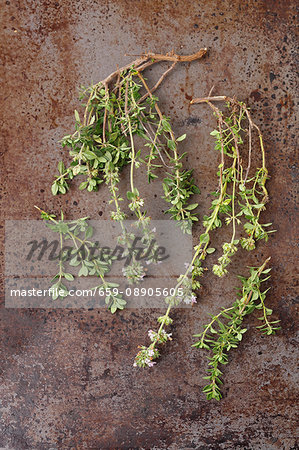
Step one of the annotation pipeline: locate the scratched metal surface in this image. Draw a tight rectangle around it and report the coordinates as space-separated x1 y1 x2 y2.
1 1 298 448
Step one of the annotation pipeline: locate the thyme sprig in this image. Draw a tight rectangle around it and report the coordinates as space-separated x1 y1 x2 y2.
34 206 126 312
52 50 207 230
51 51 207 285
191 95 275 262
193 258 280 400
134 95 275 368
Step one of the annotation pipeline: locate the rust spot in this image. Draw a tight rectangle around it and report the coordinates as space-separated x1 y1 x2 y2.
279 94 294 116
250 89 262 101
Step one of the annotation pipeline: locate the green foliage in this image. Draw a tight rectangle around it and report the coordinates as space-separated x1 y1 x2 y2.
201 100 274 277
40 51 278 398
193 258 280 400
52 66 200 233
35 206 126 312
134 97 277 382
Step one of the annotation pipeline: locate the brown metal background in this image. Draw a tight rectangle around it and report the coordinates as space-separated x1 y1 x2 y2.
1 1 298 448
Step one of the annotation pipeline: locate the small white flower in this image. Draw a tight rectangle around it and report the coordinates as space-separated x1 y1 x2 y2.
161 330 172 339
148 349 154 357
191 294 197 304
148 330 156 340
184 294 197 305
152 227 156 232
148 361 156 367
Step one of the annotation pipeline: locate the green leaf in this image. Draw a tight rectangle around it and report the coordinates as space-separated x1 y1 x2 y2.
85 226 93 239
206 248 216 254
83 150 96 160
127 191 134 200
64 273 74 281
79 181 88 190
78 265 88 277
109 132 118 142
177 133 186 142
162 118 171 133
105 151 112 161
200 233 209 244
69 257 80 267
75 109 80 123
185 203 198 211
72 165 81 175
59 185 66 194
110 304 117 314
74 110 80 123
167 139 176 151
58 161 65 174
51 183 59 196
252 291 259 301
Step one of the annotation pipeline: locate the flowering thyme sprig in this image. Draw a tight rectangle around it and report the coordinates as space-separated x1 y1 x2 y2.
134 161 233 365
134 317 173 368
193 257 280 400
191 95 274 276
135 94 275 367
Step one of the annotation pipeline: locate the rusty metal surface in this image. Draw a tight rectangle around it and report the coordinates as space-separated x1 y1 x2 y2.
1 0 298 448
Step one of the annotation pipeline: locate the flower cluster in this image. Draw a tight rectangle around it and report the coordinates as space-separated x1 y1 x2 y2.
240 236 256 251
213 241 238 277
133 345 160 368
122 260 146 284
134 328 173 368
127 189 145 211
148 329 172 343
177 274 197 305
129 197 144 211
184 294 197 305
110 210 127 221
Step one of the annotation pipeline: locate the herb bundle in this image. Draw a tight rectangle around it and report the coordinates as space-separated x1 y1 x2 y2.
36 51 279 400
50 50 206 287
134 95 277 376
51 50 206 222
